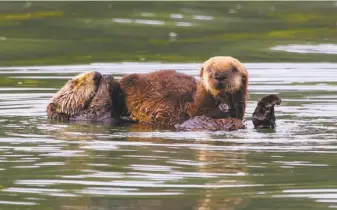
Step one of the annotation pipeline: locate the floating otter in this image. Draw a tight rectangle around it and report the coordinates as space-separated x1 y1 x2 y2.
120 56 249 126
252 94 281 129
46 71 127 123
176 94 281 132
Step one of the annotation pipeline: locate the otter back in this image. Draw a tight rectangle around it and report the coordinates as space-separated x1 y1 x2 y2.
120 70 197 126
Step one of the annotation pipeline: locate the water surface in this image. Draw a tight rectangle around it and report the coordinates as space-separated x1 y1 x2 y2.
0 1 337 65
1 62 337 210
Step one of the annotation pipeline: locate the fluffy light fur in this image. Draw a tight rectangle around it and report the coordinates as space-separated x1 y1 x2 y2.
46 71 128 123
50 71 101 116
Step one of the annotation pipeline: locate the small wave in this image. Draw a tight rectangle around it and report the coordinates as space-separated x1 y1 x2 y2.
271 44 337 54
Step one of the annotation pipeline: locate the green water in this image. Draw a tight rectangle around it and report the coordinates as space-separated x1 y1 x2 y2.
0 1 336 66
1 2 337 210
1 63 337 210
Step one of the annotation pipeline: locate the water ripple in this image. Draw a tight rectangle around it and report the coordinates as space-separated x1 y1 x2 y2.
0 62 337 209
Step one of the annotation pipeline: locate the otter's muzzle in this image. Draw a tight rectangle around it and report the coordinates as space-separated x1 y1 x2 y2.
214 72 227 81
214 72 228 89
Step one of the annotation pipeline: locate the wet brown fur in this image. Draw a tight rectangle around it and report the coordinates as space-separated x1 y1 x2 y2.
70 75 127 123
46 71 126 123
120 56 249 126
120 70 197 126
47 71 101 121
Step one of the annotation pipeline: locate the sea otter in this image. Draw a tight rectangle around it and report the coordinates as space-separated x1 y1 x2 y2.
176 94 281 131
120 56 249 126
252 94 281 129
46 71 127 123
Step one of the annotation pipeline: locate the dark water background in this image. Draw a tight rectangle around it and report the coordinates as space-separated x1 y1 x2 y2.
0 1 337 65
1 2 337 210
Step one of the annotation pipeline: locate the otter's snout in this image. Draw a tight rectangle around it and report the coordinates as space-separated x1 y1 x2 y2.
214 72 227 81
213 72 228 89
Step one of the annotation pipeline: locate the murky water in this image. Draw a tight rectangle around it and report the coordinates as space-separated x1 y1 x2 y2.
1 62 337 210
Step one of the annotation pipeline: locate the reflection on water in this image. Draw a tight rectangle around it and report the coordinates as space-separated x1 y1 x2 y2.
0 62 337 210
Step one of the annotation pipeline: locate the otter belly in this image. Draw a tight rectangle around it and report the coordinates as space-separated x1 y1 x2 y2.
175 116 245 131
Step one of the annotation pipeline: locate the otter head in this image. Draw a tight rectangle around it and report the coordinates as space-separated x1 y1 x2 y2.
200 56 248 98
51 71 102 116
252 94 281 129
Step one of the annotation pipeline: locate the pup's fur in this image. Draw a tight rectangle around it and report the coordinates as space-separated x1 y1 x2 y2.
120 56 249 126
46 71 126 123
120 70 196 126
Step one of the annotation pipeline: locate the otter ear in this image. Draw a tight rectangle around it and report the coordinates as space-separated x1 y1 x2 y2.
200 67 204 77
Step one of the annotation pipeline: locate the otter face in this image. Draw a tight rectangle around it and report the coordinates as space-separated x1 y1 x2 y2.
201 56 248 97
51 71 102 116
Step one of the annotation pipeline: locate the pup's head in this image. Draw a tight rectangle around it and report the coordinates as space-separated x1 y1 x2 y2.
252 94 281 129
200 56 249 98
51 71 102 115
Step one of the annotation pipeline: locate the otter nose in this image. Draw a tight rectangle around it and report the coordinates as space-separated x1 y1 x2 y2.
214 72 227 81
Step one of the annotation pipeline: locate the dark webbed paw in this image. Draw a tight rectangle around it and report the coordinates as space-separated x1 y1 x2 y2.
252 94 281 129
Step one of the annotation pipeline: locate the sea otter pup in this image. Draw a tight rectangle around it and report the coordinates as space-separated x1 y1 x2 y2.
46 71 126 123
120 56 249 126
252 94 281 129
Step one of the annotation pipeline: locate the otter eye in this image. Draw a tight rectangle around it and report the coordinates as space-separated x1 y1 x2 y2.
231 67 238 73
